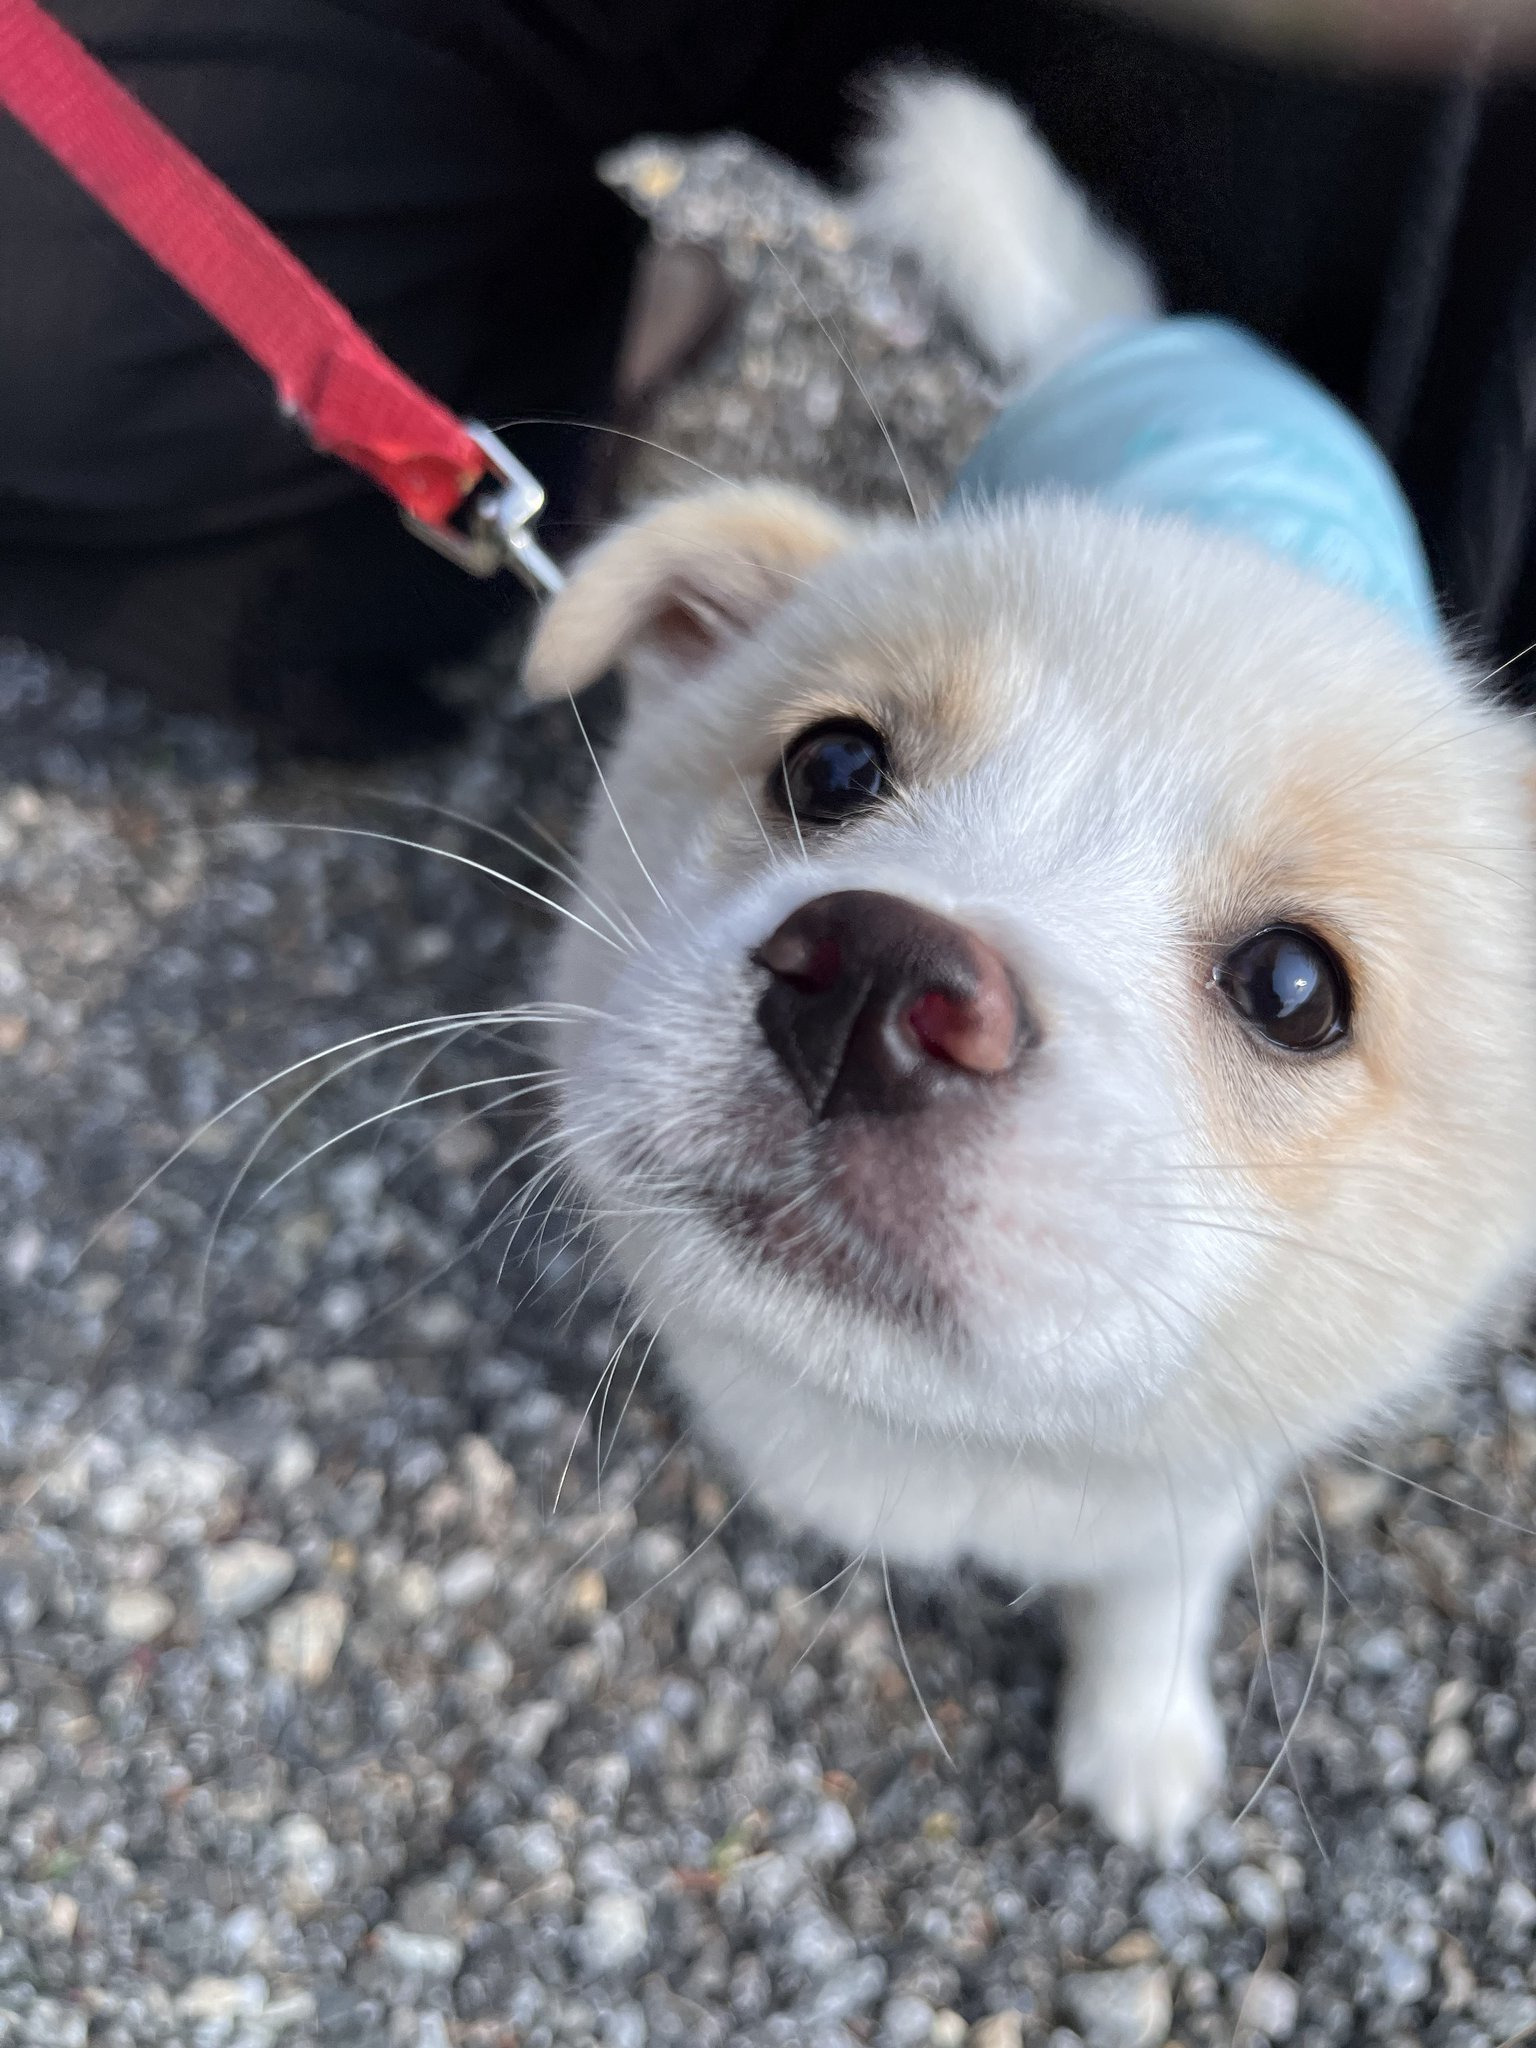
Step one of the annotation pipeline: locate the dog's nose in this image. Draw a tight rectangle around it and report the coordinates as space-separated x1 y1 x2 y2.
753 890 1033 1120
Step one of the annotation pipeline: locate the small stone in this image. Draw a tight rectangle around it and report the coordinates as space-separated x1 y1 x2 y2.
577 1890 649 1976
1495 1879 1536 1932
95 1486 150 1538
931 2017 968 2048
21 2004 86 2048
879 1994 935 2047
391 1561 440 1623
504 1698 564 1761
198 1540 296 1619
102 1584 174 1643
409 1296 471 1344
1439 1815 1489 1877
266 1590 348 1685
438 1548 498 1607
563 1568 608 1623
374 1924 464 1979
318 1357 382 1410
1058 1966 1174 2048
967 2015 1025 2048
458 1435 516 1524
786 1904 858 1977
794 1796 858 1872
400 1878 459 1938
1228 1865 1286 1934
688 1582 746 1663
462 1635 513 1689
44 1894 78 1942
1240 1972 1299 2041
805 1956 887 2023
433 1118 495 1173
175 1976 267 2021
1390 1796 1437 1840
1100 1933 1161 1967
1423 1722 1473 1786
1379 1947 1430 2006
274 1814 338 1909
1431 1677 1477 1726
267 1432 318 1493
1315 1466 1392 1526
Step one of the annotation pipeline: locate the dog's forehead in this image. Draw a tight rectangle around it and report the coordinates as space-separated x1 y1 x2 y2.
751 503 1475 844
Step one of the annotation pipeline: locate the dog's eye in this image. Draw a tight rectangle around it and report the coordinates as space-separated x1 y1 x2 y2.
1216 926 1351 1051
774 722 889 825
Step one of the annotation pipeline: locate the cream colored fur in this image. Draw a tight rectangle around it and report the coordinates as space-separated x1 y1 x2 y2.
520 79 1536 1857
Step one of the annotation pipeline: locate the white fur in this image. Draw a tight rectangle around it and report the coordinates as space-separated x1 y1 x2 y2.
853 70 1159 379
524 79 1536 1858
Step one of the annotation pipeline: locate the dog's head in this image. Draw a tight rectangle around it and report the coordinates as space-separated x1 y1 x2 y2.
525 484 1536 1457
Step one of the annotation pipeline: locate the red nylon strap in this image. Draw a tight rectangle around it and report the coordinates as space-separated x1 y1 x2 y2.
0 0 488 525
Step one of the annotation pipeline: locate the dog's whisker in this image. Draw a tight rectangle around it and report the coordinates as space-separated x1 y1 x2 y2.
354 787 645 952
247 1070 562 1214
761 243 922 524
263 819 630 951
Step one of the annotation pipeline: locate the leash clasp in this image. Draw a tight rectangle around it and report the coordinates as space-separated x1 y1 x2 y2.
402 423 565 597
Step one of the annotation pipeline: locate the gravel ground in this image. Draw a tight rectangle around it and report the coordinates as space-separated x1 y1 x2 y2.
4 134 1536 2048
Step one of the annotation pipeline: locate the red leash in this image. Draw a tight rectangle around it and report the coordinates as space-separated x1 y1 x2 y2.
0 0 562 592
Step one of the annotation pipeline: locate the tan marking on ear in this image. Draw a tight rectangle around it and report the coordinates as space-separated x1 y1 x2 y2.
522 484 853 700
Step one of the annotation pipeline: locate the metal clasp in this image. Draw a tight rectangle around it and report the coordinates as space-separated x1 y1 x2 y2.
402 423 565 597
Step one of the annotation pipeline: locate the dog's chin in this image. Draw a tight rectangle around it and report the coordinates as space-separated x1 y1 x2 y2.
703 1176 965 1339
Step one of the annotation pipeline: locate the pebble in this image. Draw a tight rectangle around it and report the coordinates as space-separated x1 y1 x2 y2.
688 1581 747 1663
267 1432 318 1493
175 1975 267 2021
391 1560 441 1622
274 1814 338 1908
785 1904 858 1976
438 1548 498 1607
1058 1967 1173 2048
1379 1948 1431 2005
794 1796 858 1872
1439 1815 1489 1877
1495 1878 1536 1931
1423 1723 1474 1785
967 2016 1025 2048
504 1697 565 1761
1228 1865 1286 1934
198 1539 296 1619
931 2017 968 2048
458 1434 516 1522
265 1590 348 1684
577 1890 650 1976
879 1994 936 2047
102 1583 174 1642
805 1956 887 2023
1240 1972 1300 2041
374 1924 465 1979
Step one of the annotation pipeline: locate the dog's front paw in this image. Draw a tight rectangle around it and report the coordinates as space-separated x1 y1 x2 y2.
1056 1678 1225 1861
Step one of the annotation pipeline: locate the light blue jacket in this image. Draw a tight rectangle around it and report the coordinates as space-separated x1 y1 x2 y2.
952 316 1440 643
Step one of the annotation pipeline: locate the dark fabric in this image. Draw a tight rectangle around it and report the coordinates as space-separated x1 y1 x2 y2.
1 0 1534 753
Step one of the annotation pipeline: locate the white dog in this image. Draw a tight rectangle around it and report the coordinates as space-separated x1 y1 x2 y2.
519 74 1536 1856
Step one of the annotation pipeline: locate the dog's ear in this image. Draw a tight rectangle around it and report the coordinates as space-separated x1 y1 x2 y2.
523 485 853 700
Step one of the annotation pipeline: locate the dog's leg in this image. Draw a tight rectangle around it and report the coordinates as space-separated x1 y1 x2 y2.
1054 1529 1242 1861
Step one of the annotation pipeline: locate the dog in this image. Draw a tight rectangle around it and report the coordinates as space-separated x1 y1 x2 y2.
517 73 1536 1856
